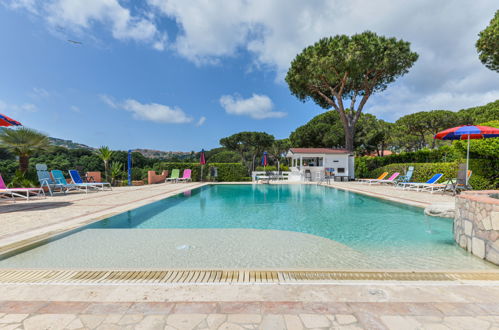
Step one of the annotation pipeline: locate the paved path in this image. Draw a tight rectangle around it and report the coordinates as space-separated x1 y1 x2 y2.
0 182 204 250
326 182 455 208
0 283 498 329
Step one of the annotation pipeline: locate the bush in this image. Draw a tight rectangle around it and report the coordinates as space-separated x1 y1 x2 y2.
355 146 460 177
369 162 459 183
153 162 249 182
367 160 497 189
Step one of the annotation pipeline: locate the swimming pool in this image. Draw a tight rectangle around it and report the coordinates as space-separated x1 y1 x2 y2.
0 184 496 270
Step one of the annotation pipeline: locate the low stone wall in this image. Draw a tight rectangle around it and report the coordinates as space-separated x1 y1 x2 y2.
454 190 499 265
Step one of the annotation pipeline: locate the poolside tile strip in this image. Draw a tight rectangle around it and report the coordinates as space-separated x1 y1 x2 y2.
0 269 499 284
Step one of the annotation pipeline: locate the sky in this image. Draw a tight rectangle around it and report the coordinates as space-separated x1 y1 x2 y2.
0 0 498 151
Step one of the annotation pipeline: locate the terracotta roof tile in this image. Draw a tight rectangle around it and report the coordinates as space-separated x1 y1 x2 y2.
289 148 350 154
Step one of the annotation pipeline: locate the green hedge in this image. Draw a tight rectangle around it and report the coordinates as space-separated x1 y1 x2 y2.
368 161 497 190
355 146 459 177
152 162 249 182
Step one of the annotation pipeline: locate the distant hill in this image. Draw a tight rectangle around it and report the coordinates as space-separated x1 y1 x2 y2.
133 148 192 159
49 137 94 150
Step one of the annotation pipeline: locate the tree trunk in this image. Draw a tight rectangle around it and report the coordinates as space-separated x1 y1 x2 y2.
19 155 29 173
104 161 109 183
344 126 355 152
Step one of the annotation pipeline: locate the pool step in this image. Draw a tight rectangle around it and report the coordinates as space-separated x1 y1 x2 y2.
0 270 498 284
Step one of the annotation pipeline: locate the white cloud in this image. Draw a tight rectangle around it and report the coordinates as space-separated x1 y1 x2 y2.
196 116 206 127
30 87 50 99
150 0 498 115
220 93 286 119
99 94 118 109
122 99 193 124
6 0 166 50
0 99 37 113
70 105 80 112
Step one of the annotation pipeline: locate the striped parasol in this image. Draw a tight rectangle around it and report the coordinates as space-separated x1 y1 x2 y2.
0 114 22 127
434 125 499 185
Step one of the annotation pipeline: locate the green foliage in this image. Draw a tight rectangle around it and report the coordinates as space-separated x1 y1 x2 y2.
368 162 459 184
220 131 275 172
109 162 124 185
207 150 241 163
153 162 249 182
364 159 497 190
289 111 392 155
394 110 461 150
354 146 460 177
7 169 37 188
457 100 499 125
95 146 114 182
476 10 499 72
290 111 344 148
285 31 418 151
453 120 499 159
0 127 50 172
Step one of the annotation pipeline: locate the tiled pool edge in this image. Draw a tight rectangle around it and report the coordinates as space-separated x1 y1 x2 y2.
0 269 499 284
324 182 431 209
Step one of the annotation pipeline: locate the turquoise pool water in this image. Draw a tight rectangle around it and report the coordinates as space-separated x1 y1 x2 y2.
0 184 496 270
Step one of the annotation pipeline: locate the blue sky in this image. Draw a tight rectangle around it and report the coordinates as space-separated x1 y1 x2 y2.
0 1 498 151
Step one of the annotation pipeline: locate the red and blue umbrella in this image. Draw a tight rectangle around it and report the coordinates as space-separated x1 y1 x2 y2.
0 113 22 127
261 151 268 167
434 125 499 185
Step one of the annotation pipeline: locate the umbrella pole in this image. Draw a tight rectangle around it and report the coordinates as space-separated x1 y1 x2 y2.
466 134 470 186
200 165 204 182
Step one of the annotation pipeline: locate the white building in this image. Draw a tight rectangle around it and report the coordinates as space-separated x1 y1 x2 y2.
286 148 355 182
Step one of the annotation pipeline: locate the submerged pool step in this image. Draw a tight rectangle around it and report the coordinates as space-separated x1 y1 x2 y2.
0 269 499 284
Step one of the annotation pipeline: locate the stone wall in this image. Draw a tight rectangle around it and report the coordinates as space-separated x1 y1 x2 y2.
454 190 499 265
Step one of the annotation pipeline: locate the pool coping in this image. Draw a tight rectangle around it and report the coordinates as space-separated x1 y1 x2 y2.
0 182 495 282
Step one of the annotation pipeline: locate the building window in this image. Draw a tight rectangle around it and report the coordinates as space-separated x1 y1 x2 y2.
337 168 345 173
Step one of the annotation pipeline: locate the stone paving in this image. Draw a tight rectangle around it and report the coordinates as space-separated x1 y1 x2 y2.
0 182 205 250
326 181 454 208
1 285 499 329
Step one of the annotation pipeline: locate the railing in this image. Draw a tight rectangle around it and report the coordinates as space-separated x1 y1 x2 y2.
251 171 291 182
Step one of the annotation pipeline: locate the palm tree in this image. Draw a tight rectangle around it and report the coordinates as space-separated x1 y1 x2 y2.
96 146 114 182
0 127 49 173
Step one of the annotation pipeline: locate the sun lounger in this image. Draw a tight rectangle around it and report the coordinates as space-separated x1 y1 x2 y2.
177 169 192 182
0 173 45 201
51 170 94 194
166 169 180 183
69 170 112 191
36 164 66 196
398 173 443 191
377 172 400 184
357 172 389 184
395 166 414 185
0 189 14 201
422 166 472 195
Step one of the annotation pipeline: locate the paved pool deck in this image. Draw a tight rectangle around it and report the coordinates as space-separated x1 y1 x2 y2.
0 182 496 329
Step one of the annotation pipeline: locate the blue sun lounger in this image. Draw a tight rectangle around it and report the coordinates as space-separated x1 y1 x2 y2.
69 170 112 191
51 170 96 194
36 164 66 196
397 173 443 191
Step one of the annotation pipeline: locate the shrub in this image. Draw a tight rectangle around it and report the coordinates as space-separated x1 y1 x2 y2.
153 162 249 182
367 160 497 189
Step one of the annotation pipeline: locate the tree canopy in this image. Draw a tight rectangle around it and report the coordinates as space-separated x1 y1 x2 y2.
476 10 499 73
219 131 275 172
285 31 418 151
